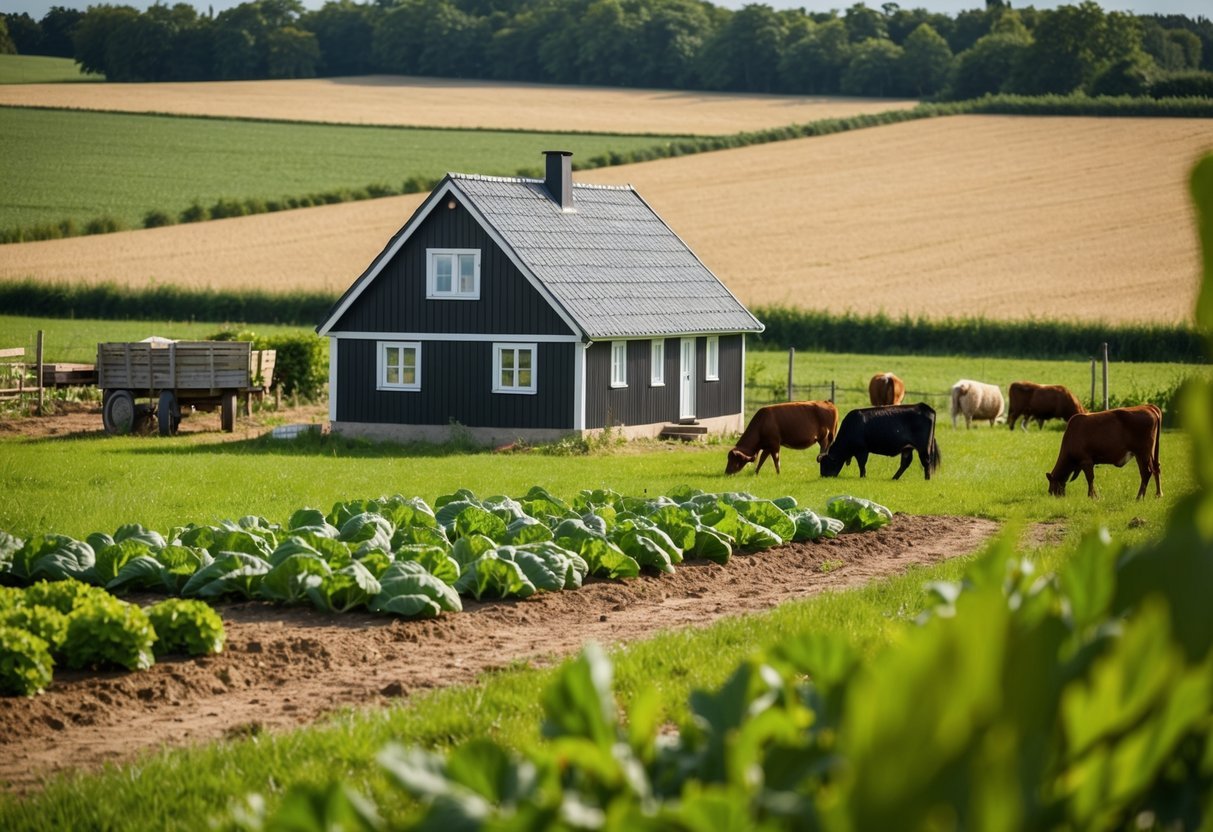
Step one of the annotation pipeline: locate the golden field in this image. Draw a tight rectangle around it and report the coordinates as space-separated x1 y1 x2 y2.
1 115 1209 324
0 75 916 136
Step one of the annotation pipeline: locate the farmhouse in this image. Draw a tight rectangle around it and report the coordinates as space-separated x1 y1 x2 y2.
317 151 764 445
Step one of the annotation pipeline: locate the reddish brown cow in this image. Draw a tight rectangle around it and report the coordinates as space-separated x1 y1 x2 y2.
726 401 839 475
1008 381 1086 430
1046 404 1161 499
868 373 905 406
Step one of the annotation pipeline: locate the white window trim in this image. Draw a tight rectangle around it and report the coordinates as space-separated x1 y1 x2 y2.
426 248 481 300
650 339 665 387
705 336 720 382
493 342 537 395
610 340 628 388
377 340 421 391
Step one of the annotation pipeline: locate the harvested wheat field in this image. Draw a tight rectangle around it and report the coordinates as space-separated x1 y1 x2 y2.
0 75 916 136
1 115 1208 323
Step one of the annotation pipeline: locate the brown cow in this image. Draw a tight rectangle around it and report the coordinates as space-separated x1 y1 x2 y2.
1007 381 1086 430
726 401 839 475
869 373 905 406
1046 404 1162 499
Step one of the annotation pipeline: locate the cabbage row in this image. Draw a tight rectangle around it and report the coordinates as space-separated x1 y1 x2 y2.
0 488 890 626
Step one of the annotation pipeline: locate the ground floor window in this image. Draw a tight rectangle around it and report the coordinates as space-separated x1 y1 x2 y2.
706 336 720 381
378 341 421 391
651 339 665 386
611 340 627 388
494 343 537 394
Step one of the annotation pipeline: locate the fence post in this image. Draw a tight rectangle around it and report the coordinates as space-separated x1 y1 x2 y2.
787 348 794 402
1090 357 1096 410
830 380 836 403
1102 342 1109 410
36 330 44 417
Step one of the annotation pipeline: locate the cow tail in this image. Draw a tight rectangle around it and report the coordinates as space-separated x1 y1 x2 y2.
1153 406 1162 473
929 434 941 474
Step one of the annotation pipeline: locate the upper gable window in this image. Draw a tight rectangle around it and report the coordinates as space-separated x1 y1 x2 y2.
427 249 480 300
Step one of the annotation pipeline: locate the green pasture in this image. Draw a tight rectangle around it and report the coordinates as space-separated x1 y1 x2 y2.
0 315 311 364
0 107 693 232
747 349 1208 415
0 54 100 84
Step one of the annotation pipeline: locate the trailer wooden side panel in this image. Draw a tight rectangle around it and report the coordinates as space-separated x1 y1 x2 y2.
97 342 254 391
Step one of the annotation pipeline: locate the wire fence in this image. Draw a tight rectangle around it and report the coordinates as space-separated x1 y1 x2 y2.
746 382 950 414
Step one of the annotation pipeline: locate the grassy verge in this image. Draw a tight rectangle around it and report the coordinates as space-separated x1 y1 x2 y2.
0 54 100 85
0 107 695 236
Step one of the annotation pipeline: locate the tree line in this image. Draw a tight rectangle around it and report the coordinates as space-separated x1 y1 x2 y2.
2 0 1212 99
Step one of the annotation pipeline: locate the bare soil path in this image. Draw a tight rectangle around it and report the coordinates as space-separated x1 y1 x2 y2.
0 513 996 792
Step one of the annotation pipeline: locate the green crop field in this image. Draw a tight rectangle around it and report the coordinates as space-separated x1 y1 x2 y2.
0 315 313 364
0 55 100 85
0 107 693 232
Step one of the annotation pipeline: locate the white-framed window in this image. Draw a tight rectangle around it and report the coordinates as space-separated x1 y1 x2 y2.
378 341 421 391
426 248 480 299
705 336 720 381
610 341 627 388
493 343 536 394
650 339 665 386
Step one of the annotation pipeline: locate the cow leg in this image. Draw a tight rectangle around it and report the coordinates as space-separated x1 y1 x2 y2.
893 449 914 480
1154 458 1163 497
917 445 933 480
1135 453 1152 500
965 414 972 429
856 452 868 478
754 449 769 475
772 451 781 475
1084 464 1098 499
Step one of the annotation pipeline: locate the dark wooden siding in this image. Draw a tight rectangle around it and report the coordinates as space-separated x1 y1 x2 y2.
584 335 743 428
336 339 573 429
330 199 573 337
696 335 743 419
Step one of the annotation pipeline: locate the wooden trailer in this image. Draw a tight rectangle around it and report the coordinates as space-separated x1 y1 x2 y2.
96 340 275 435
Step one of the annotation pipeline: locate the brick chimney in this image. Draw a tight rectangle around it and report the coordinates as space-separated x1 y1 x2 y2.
543 150 574 211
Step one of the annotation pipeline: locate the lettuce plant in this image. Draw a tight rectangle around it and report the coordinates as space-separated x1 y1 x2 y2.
146 598 225 657
63 594 156 671
0 626 53 697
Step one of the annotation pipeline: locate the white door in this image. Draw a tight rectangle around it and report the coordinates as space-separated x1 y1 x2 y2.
679 337 696 420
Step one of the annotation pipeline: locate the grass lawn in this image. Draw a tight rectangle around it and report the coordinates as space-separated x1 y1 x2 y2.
0 54 100 85
0 107 693 232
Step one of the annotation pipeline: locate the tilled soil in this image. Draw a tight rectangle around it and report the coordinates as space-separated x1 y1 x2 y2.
0 513 997 792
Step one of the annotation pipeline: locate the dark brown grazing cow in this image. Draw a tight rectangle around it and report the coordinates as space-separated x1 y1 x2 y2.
868 373 905 406
1046 404 1162 499
1007 380 1086 430
726 401 839 475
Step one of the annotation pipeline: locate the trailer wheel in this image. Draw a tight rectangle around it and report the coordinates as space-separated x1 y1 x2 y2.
157 391 180 436
102 390 135 435
220 391 237 432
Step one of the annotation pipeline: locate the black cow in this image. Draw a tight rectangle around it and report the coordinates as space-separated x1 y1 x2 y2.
818 403 941 480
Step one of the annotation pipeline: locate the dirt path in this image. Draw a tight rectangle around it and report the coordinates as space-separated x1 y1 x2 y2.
0 513 996 792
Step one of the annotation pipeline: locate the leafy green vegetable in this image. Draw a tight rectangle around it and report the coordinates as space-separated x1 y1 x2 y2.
0 626 53 696
180 552 270 600
106 556 174 594
113 523 166 549
91 539 152 585
63 594 156 671
826 496 893 532
503 516 554 545
454 554 536 601
338 513 394 553
394 545 460 585
261 553 330 604
307 562 380 613
732 500 797 542
453 506 508 542
11 534 95 584
372 561 462 619
1 604 68 652
146 598 225 656
23 579 103 614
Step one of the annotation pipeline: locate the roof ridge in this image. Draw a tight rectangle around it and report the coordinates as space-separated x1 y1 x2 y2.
447 171 634 191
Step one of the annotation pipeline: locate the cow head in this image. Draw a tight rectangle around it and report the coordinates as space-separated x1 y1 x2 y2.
819 450 845 478
1046 472 1065 496
725 448 753 475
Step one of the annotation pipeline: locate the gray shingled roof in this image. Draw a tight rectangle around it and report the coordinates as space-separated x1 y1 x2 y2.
449 173 763 340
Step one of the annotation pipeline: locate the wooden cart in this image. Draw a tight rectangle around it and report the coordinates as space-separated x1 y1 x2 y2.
96 341 275 435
